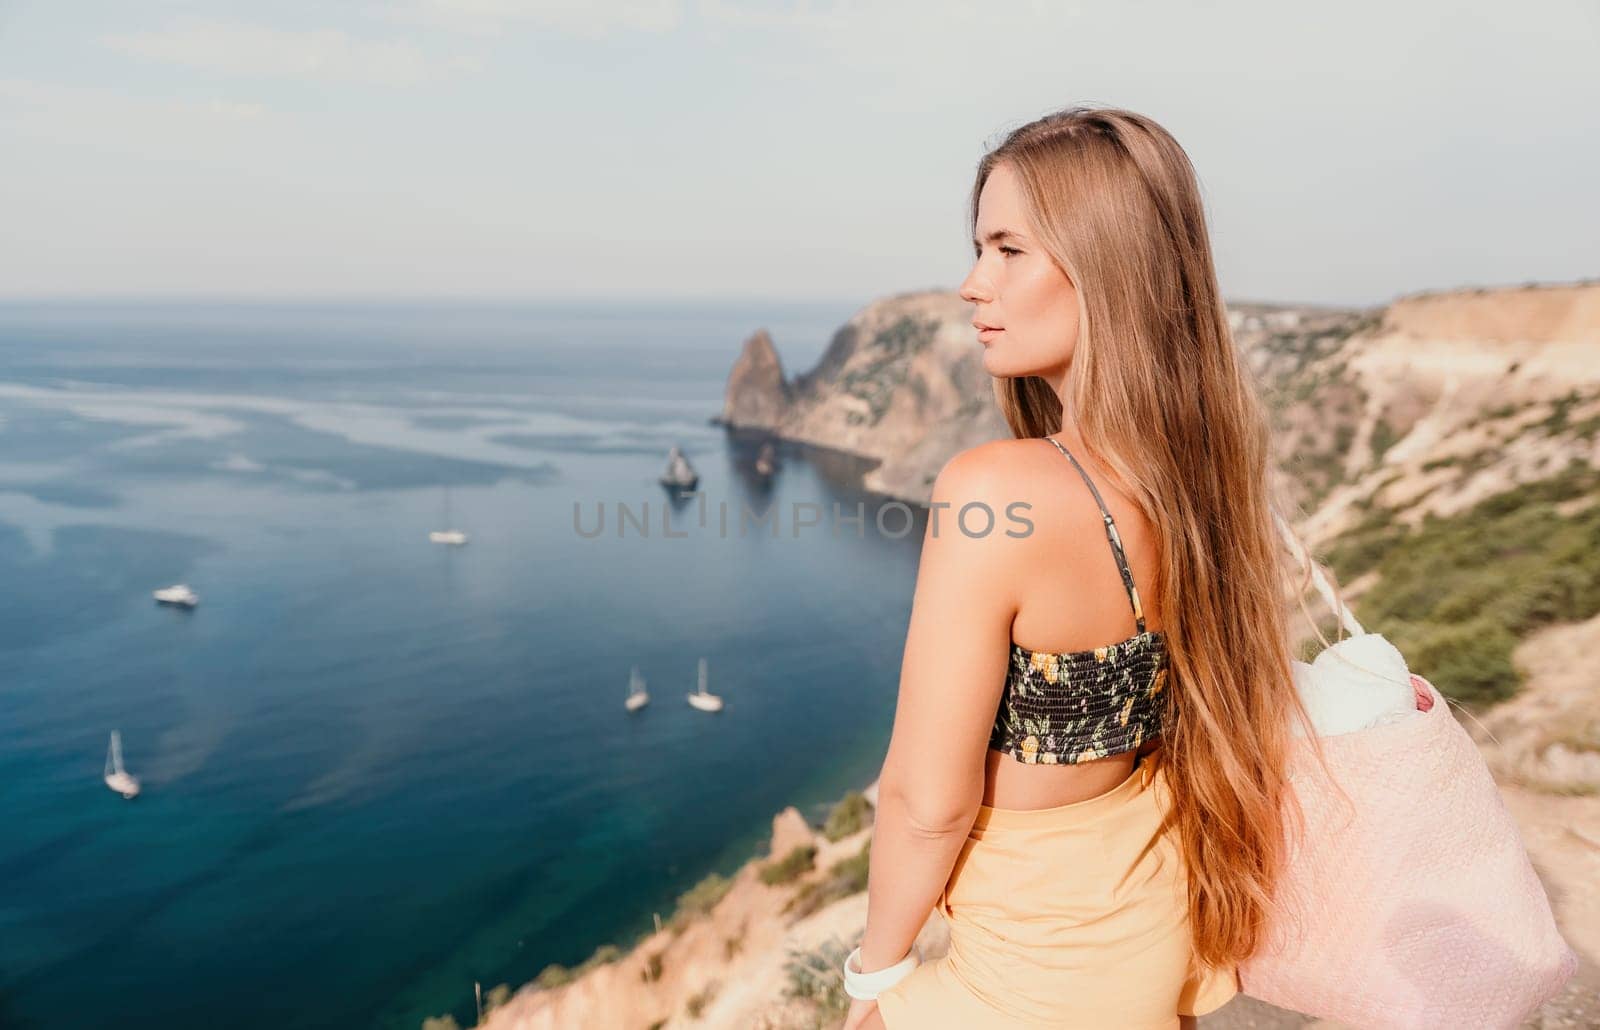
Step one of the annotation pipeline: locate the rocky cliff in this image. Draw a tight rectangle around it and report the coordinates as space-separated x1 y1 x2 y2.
1251 281 1600 547
716 290 1010 501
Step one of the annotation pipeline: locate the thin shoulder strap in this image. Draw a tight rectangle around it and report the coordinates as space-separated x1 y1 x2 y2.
1043 436 1147 634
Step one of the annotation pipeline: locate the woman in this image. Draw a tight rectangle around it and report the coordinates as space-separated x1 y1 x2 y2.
843 106 1315 1029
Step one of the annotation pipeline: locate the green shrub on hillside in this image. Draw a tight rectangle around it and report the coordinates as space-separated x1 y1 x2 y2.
760 844 817 886
1293 445 1349 509
1324 459 1600 706
1323 507 1406 579
527 941 624 997
783 840 871 922
668 871 734 932
534 963 573 989
1538 389 1584 434
724 917 748 961
822 791 871 841
483 983 512 1015
1369 418 1400 464
1398 619 1519 703
578 943 622 973
782 934 856 1023
685 979 721 1019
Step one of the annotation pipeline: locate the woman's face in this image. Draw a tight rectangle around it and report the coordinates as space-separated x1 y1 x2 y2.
959 161 1080 386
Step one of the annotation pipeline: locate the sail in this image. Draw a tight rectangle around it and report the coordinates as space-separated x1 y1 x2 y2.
663 446 698 485
106 731 123 777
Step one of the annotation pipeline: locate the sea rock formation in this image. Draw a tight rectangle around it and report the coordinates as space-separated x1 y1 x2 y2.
719 329 792 430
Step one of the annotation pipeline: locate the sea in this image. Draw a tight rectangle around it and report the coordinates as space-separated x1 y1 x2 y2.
0 300 931 1030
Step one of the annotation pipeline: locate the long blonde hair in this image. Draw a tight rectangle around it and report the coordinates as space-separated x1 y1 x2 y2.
971 106 1319 974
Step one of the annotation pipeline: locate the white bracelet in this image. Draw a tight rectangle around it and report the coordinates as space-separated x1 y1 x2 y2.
842 944 921 1001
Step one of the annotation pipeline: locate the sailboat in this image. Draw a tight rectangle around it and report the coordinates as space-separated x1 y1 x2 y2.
625 665 650 712
428 485 470 546
104 730 140 799
686 657 724 712
659 445 699 491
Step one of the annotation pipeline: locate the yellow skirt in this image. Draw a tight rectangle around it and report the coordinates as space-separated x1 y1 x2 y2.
876 749 1239 1029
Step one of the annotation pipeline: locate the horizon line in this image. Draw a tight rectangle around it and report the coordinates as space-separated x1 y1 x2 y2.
0 275 1593 312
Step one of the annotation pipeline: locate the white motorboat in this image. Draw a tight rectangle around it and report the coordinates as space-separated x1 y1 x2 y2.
686 657 724 712
429 486 470 546
625 665 650 712
104 730 140 799
754 441 776 477
152 584 199 608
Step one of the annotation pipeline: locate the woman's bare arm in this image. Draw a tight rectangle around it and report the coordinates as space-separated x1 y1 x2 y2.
858 443 1026 972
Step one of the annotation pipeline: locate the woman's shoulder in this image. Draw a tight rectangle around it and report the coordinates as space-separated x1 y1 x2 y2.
915 441 1040 613
930 437 1135 560
925 439 1068 561
929 438 1044 501
931 437 1090 516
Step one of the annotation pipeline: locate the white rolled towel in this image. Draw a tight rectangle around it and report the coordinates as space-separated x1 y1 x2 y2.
1291 632 1422 738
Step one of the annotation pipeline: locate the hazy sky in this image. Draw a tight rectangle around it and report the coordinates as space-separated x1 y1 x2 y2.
2 1 1596 306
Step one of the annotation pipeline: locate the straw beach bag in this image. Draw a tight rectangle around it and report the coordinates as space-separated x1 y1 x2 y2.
1237 519 1579 1029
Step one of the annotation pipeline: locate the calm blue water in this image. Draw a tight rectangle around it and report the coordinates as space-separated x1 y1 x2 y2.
0 301 928 1029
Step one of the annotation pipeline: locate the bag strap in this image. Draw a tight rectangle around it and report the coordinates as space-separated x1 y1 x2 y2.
1272 515 1514 750
1273 511 1365 637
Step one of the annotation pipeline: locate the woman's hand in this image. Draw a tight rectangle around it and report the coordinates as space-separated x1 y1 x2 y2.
842 996 883 1030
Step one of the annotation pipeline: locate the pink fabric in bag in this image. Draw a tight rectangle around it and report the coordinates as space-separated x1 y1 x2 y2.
1238 672 1578 1028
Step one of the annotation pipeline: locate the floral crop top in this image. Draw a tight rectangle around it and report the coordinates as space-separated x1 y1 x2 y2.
988 437 1170 765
